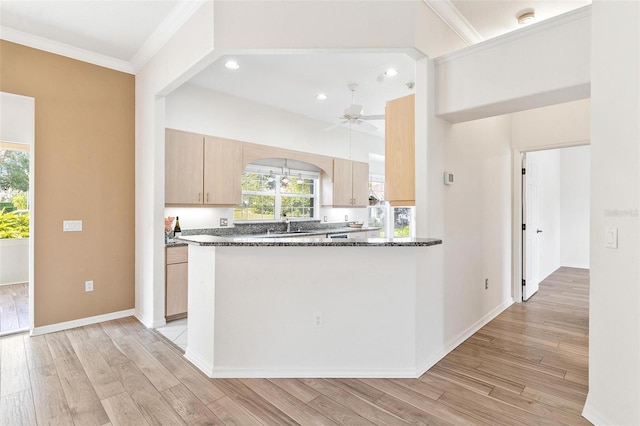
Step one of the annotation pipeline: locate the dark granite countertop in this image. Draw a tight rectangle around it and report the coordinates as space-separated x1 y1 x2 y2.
177 234 442 247
165 224 382 247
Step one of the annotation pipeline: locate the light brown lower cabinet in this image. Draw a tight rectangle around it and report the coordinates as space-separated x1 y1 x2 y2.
166 246 188 320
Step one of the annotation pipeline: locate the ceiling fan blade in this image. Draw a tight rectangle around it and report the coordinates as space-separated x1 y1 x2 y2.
360 114 385 120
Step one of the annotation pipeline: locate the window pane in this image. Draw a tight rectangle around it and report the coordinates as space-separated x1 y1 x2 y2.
234 195 276 220
394 207 411 237
280 177 314 194
281 195 314 218
242 172 276 193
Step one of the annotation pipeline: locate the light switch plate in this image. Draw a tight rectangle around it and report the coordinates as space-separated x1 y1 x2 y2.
63 220 83 232
605 226 618 249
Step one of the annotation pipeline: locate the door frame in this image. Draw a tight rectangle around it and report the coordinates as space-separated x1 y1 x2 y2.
511 141 589 303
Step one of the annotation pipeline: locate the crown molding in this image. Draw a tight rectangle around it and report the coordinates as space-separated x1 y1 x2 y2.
130 0 207 73
423 0 483 46
433 4 591 65
0 0 205 75
0 26 134 74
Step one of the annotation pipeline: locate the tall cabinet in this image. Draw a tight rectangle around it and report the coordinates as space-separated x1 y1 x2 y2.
385 94 415 206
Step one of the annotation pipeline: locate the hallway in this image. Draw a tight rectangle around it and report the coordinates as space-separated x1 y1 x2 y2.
0 267 590 425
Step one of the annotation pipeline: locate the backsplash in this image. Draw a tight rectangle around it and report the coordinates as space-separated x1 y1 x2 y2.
171 220 352 238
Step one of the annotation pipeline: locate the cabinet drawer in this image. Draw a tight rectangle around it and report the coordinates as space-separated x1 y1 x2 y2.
166 246 188 264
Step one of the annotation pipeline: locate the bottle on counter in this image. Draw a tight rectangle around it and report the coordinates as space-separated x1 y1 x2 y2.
174 216 182 237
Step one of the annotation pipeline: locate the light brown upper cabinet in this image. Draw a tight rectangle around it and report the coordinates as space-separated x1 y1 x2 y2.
166 129 204 204
165 129 242 206
203 136 242 206
385 94 415 206
323 158 369 207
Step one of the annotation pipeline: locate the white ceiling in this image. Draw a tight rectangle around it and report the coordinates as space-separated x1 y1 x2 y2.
0 0 591 134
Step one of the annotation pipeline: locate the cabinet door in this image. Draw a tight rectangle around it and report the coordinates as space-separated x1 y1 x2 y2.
204 136 243 206
385 94 415 206
332 158 354 206
165 129 204 205
351 161 369 207
166 262 188 318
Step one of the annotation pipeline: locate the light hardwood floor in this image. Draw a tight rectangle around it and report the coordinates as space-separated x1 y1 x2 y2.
0 267 590 425
0 283 28 334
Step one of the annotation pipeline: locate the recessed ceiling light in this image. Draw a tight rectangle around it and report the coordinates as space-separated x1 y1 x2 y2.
517 10 535 25
224 59 240 70
384 68 399 78
315 93 328 101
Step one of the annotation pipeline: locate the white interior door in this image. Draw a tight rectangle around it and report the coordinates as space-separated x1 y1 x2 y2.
523 154 540 301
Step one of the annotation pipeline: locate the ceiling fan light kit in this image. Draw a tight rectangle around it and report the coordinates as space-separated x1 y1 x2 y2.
337 83 385 132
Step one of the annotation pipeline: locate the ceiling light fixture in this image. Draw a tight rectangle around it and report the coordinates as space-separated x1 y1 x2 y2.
296 173 305 184
224 59 240 70
267 171 275 182
517 10 535 25
384 68 398 78
315 93 328 101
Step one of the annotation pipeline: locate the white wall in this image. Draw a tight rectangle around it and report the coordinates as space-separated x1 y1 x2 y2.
442 115 513 341
0 237 28 285
560 145 590 268
582 1 640 424
528 149 561 280
512 99 590 150
434 7 590 123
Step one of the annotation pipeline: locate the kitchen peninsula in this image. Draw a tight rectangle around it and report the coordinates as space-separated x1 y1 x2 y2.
179 234 444 378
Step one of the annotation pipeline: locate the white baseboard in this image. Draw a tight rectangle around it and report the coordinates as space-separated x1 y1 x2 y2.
184 349 215 377
415 298 514 377
31 309 135 336
582 402 615 426
134 312 166 329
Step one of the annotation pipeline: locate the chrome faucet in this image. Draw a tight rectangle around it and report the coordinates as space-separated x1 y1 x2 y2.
267 228 275 235
285 217 291 233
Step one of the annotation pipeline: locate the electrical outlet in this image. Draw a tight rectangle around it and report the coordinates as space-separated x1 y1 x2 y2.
220 218 228 227
85 280 94 292
314 311 323 327
323 216 327 222
485 278 489 290
345 215 349 221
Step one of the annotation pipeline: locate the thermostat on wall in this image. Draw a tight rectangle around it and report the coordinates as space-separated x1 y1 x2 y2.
444 171 454 185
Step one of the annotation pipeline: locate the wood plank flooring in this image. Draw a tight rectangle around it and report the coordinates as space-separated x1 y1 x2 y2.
0 267 590 425
0 283 28 333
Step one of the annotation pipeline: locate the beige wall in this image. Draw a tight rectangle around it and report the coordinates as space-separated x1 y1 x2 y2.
0 41 135 327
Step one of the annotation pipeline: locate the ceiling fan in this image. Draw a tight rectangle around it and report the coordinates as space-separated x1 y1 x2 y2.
338 83 385 131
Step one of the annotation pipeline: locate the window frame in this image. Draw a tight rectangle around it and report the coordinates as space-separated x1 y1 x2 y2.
235 165 319 221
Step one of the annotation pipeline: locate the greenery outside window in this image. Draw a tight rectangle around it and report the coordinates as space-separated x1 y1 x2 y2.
234 165 318 221
0 145 30 238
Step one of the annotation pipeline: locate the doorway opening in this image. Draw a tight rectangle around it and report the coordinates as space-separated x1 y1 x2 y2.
0 142 30 335
517 144 590 302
